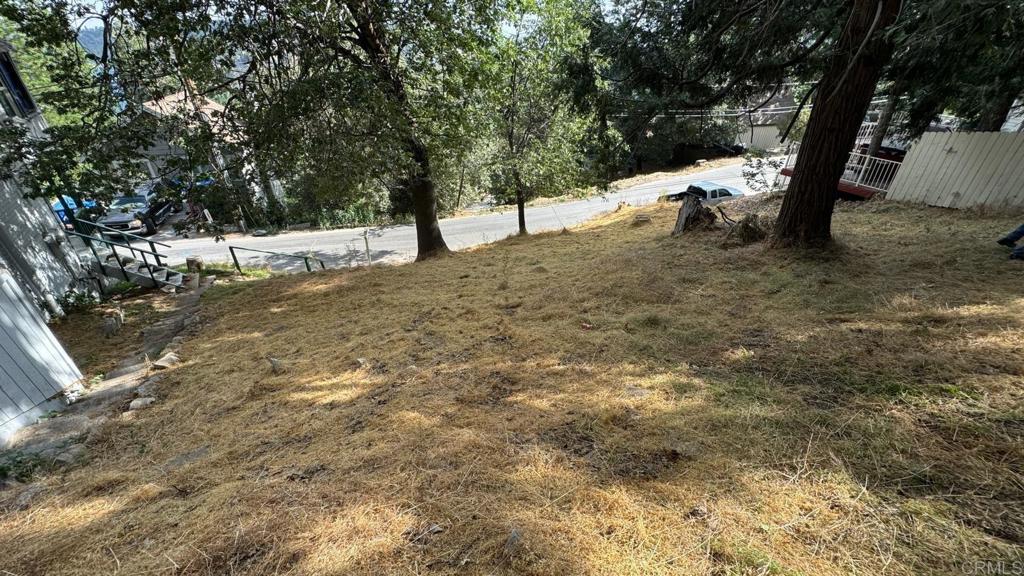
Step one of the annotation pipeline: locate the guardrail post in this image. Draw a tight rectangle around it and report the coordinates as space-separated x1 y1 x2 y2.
140 252 157 287
85 240 104 275
304 257 312 272
149 241 162 266
230 246 241 274
109 245 129 281
319 260 326 270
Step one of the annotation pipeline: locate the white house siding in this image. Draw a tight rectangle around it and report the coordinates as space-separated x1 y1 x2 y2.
887 132 1024 209
0 43 84 444
1002 101 1023 133
0 267 81 443
737 124 786 151
0 179 86 311
0 44 86 312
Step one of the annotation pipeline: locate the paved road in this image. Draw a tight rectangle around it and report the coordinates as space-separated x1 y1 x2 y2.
136 162 761 271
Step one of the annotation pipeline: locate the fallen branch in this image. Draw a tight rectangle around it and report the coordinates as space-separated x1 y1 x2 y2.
716 206 737 226
722 213 769 246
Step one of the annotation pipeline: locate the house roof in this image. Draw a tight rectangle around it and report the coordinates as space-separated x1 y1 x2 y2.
141 90 235 140
142 90 225 120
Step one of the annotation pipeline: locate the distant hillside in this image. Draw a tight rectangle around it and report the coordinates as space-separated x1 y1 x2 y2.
77 27 103 57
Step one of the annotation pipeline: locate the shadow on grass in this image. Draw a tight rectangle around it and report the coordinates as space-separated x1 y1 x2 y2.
3 201 1023 575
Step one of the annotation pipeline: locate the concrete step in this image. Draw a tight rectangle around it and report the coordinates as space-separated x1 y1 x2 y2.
100 262 183 290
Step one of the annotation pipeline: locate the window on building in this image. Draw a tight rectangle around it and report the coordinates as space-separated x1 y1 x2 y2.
0 52 36 117
0 88 16 118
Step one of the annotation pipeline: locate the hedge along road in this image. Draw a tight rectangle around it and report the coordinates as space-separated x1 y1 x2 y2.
135 162 766 272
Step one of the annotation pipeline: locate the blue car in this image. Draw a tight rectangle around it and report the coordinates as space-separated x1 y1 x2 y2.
51 196 97 227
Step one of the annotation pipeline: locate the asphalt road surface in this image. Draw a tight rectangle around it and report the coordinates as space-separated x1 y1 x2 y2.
137 162 766 271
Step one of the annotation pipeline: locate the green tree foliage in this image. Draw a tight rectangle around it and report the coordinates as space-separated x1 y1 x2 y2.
0 4 155 205
488 0 592 234
0 0 498 259
887 1 1024 136
596 1 843 117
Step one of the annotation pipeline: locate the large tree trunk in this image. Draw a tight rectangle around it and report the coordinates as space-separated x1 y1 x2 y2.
349 1 449 260
866 81 902 158
973 90 1016 132
774 0 902 247
407 136 450 260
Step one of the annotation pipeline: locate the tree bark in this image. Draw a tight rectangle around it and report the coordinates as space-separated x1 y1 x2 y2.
866 81 902 158
406 135 450 260
599 110 612 191
455 161 465 209
514 169 527 235
773 0 902 247
515 190 527 235
671 195 715 235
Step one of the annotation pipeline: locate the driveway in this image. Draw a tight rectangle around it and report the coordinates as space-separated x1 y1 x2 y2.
136 162 768 271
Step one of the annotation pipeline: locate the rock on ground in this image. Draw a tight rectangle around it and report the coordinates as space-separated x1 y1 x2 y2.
11 483 46 510
152 352 180 370
128 397 156 411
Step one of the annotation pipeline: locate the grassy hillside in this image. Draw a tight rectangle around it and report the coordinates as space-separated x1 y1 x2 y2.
3 198 1023 575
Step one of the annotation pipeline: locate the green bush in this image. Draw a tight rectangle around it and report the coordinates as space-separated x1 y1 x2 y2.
55 290 98 313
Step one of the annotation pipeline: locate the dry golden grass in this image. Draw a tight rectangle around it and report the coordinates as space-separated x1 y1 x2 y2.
51 291 178 379
4 198 1024 575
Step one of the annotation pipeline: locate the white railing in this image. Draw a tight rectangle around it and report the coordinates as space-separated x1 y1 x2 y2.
841 152 901 192
783 141 800 169
855 122 877 145
779 141 902 194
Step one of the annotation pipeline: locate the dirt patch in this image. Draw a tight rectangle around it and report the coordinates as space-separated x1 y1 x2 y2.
50 291 176 380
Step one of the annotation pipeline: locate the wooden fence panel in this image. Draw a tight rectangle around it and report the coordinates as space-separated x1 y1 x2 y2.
945 133 988 206
889 132 1024 209
972 133 1009 207
929 132 967 206
990 135 1024 208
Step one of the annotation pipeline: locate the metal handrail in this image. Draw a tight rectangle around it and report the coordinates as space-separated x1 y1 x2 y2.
228 245 327 274
65 229 170 287
77 218 171 247
74 218 170 267
65 230 167 259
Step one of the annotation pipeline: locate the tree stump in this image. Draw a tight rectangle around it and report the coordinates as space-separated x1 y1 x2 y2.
671 196 716 236
186 256 204 273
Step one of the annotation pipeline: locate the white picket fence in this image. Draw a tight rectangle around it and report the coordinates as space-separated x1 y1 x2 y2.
887 132 1024 209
